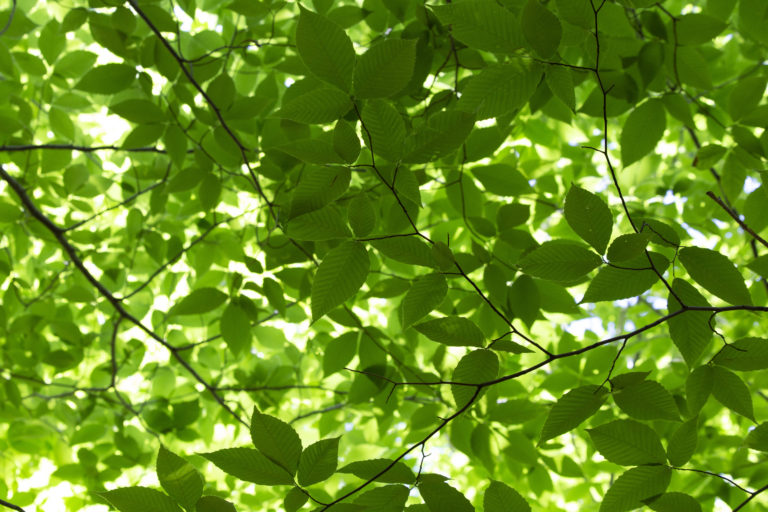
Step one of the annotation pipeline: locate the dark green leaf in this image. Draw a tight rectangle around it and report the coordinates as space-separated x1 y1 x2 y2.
613 380 679 421
711 365 754 420
338 458 415 484
419 475 474 512
311 241 370 321
667 418 698 466
75 64 136 94
646 493 702 512
521 0 562 58
620 99 666 167
459 62 542 120
540 385 608 443
607 233 651 262
353 39 416 99
471 164 532 196
413 316 485 347
99 487 182 512
713 337 768 371
277 87 352 124
678 247 752 306
599 466 671 512
451 349 498 409
156 447 204 512
250 409 303 474
296 6 355 91
587 419 666 466
220 303 252 355
400 273 447 329
484 480 531 512
169 288 227 316
297 438 339 486
564 185 613 254
202 448 294 485
431 0 523 54
581 252 669 303
519 240 602 282
667 279 713 366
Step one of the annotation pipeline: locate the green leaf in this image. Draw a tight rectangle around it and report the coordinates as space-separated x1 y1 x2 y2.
354 484 409 510
620 99 666 167
361 99 406 161
195 496 237 512
729 76 767 121
311 241 370 321
402 110 476 163
484 480 531 512
646 493 702 512
746 422 768 452
276 138 346 164
521 0 562 58
519 240 602 282
333 120 361 164
297 437 339 486
290 166 351 217
413 316 485 347
471 164 532 196
169 288 227 316
99 487 182 512
220 303 252 355
353 39 416 98
676 13 726 45
338 458 415 484
451 349 498 409
419 475 474 512
75 63 136 94
370 237 434 268
202 448 294 485
546 65 575 111
286 205 351 241
284 487 309 512
581 252 669 303
250 409 303 475
607 233 651 262
508 275 540 328
156 446 204 512
564 185 613 254
667 418 698 466
296 6 355 91
713 337 768 371
459 61 542 120
711 365 754 420
587 419 666 466
678 247 752 306
109 99 165 124
667 279 713 367
277 87 352 124
431 0 524 54
400 273 448 328
599 466 672 512
613 380 679 421
686 365 713 415
540 385 608 444
323 331 358 377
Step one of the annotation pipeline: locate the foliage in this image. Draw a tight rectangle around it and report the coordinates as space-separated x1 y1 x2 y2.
1 0 768 511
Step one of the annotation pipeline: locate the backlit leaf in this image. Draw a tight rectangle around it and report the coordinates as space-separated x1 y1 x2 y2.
620 99 666 167
678 247 752 306
311 241 370 321
296 6 355 91
297 438 339 486
540 385 608 443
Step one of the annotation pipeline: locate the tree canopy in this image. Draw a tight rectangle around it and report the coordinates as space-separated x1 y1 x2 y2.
1 0 768 511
